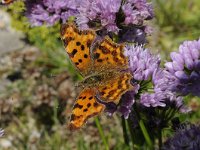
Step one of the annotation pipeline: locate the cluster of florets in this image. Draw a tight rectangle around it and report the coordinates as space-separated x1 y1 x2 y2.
162 124 200 150
25 0 153 43
165 39 200 97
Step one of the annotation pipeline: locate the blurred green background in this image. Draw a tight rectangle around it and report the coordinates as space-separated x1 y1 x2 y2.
0 0 199 149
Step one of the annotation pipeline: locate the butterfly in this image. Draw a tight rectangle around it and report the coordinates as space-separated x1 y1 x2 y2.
60 23 133 130
1 0 15 5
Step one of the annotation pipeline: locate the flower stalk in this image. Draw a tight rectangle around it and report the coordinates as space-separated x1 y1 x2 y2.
139 119 153 149
95 117 109 150
121 117 130 146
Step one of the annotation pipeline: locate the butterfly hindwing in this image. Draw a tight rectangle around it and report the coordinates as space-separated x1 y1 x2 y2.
97 72 133 104
69 88 105 130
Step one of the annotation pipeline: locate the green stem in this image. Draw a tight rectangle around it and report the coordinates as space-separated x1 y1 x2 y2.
121 117 130 146
133 104 153 148
139 120 153 149
128 117 137 146
158 128 162 150
95 117 109 150
165 109 177 122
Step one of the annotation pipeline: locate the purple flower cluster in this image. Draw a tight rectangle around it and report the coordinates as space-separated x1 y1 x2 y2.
124 45 160 81
118 85 139 119
24 0 154 44
25 0 153 38
165 38 200 97
25 0 78 26
76 0 153 34
76 0 121 32
124 45 188 112
162 124 200 150
122 0 153 25
140 68 189 112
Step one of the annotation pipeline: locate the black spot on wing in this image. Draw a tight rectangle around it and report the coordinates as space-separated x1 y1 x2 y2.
103 87 107 90
111 51 117 56
94 53 100 59
75 62 79 65
93 102 99 107
118 80 122 88
100 91 105 96
63 37 74 46
113 57 119 62
81 45 85 50
83 108 88 112
108 90 116 96
71 49 77 57
70 114 76 121
97 59 103 62
99 46 110 54
84 54 88 58
87 103 91 108
87 40 92 47
76 41 81 46
74 103 83 109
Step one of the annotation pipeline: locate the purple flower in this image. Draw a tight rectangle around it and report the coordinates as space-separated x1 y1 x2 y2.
76 0 121 32
162 124 200 150
75 0 154 35
140 91 166 107
140 68 190 112
25 0 154 41
122 0 153 25
124 45 183 109
124 44 189 111
118 83 139 119
124 45 160 81
165 38 200 97
152 69 177 92
140 90 188 112
25 0 78 26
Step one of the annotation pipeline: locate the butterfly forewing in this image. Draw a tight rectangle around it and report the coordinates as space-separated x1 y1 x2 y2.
92 36 128 72
60 23 96 76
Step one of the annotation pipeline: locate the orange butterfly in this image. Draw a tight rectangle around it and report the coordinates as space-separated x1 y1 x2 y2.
1 0 15 5
60 23 133 130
